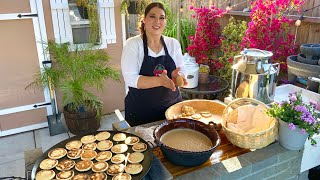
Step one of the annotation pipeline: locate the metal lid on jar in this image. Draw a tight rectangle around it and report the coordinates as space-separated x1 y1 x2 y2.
240 48 273 58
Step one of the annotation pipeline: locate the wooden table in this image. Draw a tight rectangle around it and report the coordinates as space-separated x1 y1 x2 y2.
151 124 250 177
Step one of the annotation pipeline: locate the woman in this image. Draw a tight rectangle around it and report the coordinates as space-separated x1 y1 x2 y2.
121 2 187 126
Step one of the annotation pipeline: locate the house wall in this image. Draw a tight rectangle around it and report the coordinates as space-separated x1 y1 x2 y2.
0 0 125 133
0 0 48 130
42 0 126 115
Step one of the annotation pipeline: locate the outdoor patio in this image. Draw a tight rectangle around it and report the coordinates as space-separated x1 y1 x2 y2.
0 112 123 178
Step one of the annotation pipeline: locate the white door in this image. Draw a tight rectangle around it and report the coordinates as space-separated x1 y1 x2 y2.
0 0 53 136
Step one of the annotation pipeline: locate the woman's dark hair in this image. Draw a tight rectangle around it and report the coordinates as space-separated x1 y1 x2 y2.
139 2 166 35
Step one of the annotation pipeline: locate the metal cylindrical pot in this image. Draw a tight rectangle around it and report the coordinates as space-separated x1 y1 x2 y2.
153 119 220 167
231 63 280 104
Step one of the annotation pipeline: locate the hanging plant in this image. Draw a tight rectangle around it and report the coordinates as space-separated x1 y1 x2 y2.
120 0 150 15
75 0 100 44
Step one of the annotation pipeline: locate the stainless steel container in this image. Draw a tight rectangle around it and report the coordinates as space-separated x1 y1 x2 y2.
231 49 280 104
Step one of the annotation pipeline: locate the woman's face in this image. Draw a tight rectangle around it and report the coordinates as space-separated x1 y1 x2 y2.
143 7 166 36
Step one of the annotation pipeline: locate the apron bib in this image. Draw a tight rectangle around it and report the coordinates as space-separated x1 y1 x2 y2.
125 34 182 126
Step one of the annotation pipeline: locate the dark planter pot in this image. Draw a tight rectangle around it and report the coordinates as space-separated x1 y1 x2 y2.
154 119 220 167
77 6 88 19
300 44 320 59
128 1 142 14
63 105 100 135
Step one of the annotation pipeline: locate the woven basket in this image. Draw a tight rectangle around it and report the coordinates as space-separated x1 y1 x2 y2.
222 98 278 149
165 99 226 124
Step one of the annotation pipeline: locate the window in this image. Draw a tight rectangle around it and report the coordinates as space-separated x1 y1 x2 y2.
50 0 116 49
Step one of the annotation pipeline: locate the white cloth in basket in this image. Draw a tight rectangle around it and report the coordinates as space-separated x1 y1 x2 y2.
226 104 275 134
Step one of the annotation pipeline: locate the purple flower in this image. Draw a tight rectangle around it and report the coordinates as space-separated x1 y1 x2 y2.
288 123 296 130
310 100 317 108
295 105 308 113
301 129 307 135
290 94 297 101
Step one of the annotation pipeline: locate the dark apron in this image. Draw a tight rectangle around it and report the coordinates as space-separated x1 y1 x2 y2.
125 34 182 126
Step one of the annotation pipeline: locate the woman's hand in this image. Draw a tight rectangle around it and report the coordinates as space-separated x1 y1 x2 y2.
171 67 188 86
159 70 176 91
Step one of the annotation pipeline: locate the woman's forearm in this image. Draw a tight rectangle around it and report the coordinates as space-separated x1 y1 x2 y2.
137 76 161 89
137 72 176 91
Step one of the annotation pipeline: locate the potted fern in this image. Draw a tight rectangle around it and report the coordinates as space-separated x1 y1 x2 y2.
28 41 120 134
120 0 149 14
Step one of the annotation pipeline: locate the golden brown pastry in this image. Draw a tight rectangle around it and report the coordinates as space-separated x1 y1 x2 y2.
125 163 143 175
35 170 55 180
95 131 111 141
128 152 144 163
48 148 67 160
176 75 184 87
39 158 58 170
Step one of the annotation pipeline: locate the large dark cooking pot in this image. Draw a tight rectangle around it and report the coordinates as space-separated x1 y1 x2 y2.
153 119 220 167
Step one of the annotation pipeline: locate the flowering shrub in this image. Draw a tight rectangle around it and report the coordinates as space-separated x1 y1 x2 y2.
267 91 320 146
241 0 304 71
186 4 226 71
218 17 247 82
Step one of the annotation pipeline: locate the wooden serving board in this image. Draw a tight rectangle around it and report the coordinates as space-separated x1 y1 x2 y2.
152 124 251 177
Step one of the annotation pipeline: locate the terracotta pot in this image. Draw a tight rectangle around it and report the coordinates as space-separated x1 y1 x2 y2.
198 72 209 84
153 119 220 167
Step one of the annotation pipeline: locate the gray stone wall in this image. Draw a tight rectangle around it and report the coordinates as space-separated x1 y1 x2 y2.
176 142 308 180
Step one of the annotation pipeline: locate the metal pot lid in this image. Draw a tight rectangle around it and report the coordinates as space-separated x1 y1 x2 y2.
241 48 273 58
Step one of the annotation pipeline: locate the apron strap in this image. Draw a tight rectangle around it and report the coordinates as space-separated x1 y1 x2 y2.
161 36 169 56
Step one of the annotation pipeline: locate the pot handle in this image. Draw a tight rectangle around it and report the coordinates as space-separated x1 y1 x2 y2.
267 63 280 76
208 121 218 130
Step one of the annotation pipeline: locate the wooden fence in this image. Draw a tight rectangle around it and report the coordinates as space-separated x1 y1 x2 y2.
126 0 320 45
168 0 320 45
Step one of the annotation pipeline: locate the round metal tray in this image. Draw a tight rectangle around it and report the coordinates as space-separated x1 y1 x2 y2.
31 131 153 180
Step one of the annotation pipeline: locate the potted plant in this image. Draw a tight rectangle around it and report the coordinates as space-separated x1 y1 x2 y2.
198 64 210 84
120 0 149 15
75 0 100 43
266 91 320 150
28 41 120 135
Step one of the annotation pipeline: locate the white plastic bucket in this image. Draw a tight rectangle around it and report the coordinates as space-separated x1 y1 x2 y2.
183 62 199 88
